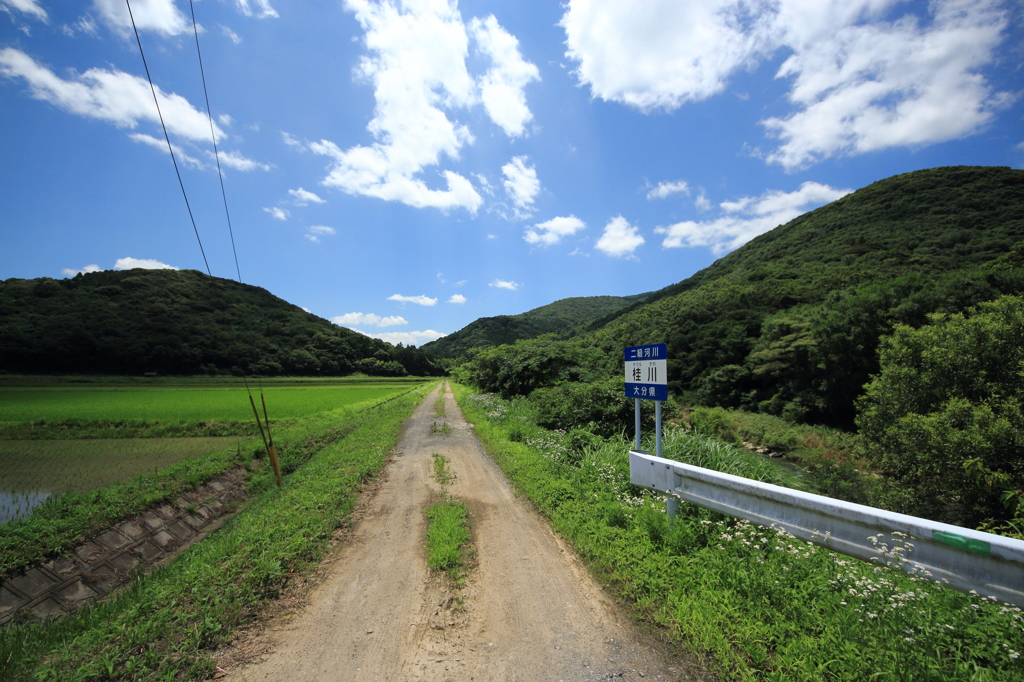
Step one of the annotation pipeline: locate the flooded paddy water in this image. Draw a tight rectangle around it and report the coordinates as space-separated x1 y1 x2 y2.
0 437 242 523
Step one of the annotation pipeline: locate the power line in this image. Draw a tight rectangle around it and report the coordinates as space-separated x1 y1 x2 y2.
127 0 280 485
185 1 267 402
125 0 211 277
188 0 243 285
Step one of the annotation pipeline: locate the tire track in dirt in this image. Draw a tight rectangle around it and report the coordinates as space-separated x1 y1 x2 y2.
227 383 712 681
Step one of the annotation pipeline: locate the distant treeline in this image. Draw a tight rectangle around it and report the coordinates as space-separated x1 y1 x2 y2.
422 293 651 358
0 269 444 377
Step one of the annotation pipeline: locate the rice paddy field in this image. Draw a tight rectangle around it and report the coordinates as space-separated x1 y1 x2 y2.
0 376 427 523
0 376 422 423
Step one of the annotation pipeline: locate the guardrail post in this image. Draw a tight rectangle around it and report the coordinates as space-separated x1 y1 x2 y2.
655 401 662 458
634 398 641 450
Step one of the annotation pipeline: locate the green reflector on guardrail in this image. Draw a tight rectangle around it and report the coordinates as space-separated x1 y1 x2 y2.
932 530 991 556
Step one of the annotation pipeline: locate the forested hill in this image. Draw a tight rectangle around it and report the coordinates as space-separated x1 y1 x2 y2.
585 165 1024 425
0 269 443 377
422 292 650 358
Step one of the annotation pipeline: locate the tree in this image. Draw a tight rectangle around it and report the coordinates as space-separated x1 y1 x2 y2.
856 295 1024 527
455 335 602 399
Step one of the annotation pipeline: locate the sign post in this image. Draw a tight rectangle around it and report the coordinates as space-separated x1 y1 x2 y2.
624 342 668 458
625 343 673 516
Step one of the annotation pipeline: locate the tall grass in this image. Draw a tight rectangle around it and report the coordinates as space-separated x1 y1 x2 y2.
457 387 1024 681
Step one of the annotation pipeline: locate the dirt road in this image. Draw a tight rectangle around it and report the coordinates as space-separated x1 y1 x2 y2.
228 383 707 681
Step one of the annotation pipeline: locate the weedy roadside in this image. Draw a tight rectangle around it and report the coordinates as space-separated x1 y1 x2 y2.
456 386 1024 681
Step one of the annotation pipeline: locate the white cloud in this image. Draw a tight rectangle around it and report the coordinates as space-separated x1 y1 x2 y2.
218 113 233 127
333 312 408 327
562 0 1011 168
474 172 494 196
595 215 644 258
214 149 271 172
235 0 278 19
115 257 178 270
0 49 223 142
763 0 1011 169
312 3 537 214
289 187 326 205
62 15 100 37
93 0 189 36
221 26 241 44
1 0 47 22
695 190 711 211
281 131 303 148
62 264 101 277
304 225 336 243
388 293 438 306
562 1 775 111
264 206 289 220
647 180 689 200
448 294 466 304
502 156 540 219
129 132 205 169
312 1 483 213
524 215 585 247
655 181 850 254
352 329 446 345
470 15 540 137
489 279 519 291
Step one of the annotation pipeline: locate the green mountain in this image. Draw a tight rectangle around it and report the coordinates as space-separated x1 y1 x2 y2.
0 269 444 377
422 293 651 358
456 166 1024 427
590 165 1024 425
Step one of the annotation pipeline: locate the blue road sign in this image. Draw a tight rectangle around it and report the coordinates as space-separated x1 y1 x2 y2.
625 343 667 401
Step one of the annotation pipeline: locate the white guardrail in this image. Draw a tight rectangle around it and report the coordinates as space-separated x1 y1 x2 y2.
629 450 1024 606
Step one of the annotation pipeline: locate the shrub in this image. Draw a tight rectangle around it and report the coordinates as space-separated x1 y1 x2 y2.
857 295 1024 526
685 406 740 443
454 336 602 398
531 378 648 437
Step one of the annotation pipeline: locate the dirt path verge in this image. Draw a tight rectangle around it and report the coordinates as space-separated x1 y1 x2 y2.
226 383 710 681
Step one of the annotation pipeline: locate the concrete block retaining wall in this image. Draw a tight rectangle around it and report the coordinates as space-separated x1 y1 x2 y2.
0 469 246 625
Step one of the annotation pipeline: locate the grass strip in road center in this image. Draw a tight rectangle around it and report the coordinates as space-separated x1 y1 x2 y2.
0 383 433 681
426 500 470 580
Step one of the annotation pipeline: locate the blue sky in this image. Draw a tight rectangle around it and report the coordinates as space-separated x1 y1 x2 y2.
1 0 1022 346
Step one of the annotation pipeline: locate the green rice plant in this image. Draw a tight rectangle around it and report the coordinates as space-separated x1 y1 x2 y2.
425 499 469 578
0 379 421 424
456 385 1024 681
